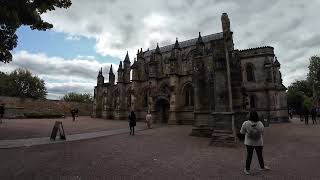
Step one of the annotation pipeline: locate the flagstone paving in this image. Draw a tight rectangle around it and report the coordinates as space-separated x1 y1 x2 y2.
0 117 320 180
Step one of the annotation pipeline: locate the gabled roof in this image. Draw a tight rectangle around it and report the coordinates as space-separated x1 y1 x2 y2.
144 32 223 56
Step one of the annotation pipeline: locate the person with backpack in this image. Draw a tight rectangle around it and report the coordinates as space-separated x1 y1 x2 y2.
240 111 270 175
129 111 137 136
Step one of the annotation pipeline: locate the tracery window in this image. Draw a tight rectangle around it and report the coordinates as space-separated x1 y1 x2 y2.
246 64 255 82
250 95 256 109
184 84 194 107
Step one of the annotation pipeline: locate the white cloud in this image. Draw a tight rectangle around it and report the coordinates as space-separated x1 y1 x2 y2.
0 51 118 99
37 0 320 87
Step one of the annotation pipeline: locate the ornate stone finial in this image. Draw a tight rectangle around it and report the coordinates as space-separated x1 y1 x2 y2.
109 65 113 74
124 51 130 62
274 56 280 67
140 48 142 53
137 49 140 54
174 37 180 49
118 61 123 70
155 43 161 54
196 32 204 45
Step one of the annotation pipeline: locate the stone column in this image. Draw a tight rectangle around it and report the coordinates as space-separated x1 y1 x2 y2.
168 75 178 124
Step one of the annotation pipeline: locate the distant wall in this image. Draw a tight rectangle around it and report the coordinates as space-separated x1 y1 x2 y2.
0 96 92 118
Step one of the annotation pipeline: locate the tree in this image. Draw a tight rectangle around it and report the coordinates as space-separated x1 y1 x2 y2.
62 92 93 103
287 80 313 97
0 0 72 63
287 90 304 113
0 68 47 99
307 55 320 97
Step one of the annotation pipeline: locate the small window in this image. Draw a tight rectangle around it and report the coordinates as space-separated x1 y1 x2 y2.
144 94 148 107
250 95 256 109
184 84 194 107
246 64 255 82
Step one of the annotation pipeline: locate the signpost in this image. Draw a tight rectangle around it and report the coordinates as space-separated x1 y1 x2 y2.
50 121 66 140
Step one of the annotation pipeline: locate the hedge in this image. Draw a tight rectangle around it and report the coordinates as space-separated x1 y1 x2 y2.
24 112 65 118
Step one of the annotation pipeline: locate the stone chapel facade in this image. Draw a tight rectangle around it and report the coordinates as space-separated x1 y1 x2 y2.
93 13 288 131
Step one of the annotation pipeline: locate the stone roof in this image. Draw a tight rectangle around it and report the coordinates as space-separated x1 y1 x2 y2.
144 32 223 56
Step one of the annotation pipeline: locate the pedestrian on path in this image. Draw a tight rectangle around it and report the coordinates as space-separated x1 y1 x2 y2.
0 104 5 124
311 107 317 124
288 108 293 119
303 107 309 125
240 111 270 175
129 111 136 136
71 109 77 122
145 111 152 129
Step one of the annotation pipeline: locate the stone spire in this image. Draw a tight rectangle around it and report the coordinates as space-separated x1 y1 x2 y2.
97 67 104 86
98 67 103 77
109 65 115 85
124 51 130 62
274 57 280 67
155 43 161 54
118 61 123 70
174 37 180 49
109 65 114 74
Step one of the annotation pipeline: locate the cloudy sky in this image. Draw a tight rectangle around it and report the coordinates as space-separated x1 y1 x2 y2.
0 0 319 99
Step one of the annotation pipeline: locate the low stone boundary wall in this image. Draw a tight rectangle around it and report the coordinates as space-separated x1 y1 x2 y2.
0 96 92 118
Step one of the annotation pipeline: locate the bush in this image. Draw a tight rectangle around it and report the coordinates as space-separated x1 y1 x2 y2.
24 112 65 118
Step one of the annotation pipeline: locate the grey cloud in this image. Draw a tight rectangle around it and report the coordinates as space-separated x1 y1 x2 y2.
0 51 117 99
41 0 320 87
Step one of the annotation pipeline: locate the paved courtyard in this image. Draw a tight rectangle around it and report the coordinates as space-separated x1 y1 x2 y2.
0 117 320 179
0 117 144 140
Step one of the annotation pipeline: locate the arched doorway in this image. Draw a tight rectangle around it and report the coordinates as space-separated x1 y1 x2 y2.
155 98 170 124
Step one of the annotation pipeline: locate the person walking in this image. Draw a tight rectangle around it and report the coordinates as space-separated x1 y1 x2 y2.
0 104 5 124
311 107 317 124
145 111 152 129
129 111 137 135
71 109 76 122
288 108 293 119
240 111 270 175
304 107 309 125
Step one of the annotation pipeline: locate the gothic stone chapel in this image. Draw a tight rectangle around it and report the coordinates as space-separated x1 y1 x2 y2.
93 13 288 136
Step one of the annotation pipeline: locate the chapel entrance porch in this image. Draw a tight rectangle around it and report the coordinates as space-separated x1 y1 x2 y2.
154 98 170 124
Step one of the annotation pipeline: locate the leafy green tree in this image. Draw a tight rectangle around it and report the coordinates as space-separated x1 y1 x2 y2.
287 90 304 112
0 68 47 99
0 0 72 63
287 80 313 97
0 71 10 95
307 55 320 97
62 92 93 103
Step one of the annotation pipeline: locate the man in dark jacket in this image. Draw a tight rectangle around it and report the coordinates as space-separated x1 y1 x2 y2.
311 107 317 124
0 104 4 124
129 111 137 136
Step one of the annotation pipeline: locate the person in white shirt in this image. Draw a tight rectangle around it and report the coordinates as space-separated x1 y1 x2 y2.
240 111 270 175
145 111 152 129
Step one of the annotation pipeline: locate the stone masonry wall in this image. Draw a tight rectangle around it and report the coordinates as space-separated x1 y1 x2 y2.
0 96 92 118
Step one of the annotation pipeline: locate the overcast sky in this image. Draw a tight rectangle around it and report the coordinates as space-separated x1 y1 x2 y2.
0 0 319 99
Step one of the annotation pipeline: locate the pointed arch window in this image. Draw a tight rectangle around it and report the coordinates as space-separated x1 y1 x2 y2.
144 93 148 107
250 95 256 109
246 64 255 82
184 84 194 108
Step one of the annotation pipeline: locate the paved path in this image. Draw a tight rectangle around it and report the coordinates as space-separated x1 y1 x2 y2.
0 126 149 149
0 117 146 140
